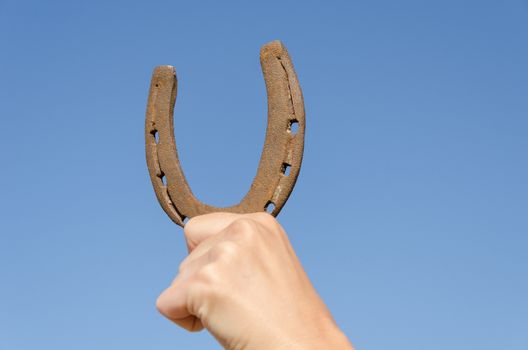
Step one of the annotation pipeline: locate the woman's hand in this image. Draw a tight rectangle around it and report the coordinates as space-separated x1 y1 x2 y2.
156 212 354 350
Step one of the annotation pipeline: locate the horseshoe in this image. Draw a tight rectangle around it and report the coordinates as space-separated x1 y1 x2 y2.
145 40 305 227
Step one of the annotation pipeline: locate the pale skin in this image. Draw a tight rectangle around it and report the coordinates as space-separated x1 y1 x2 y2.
156 212 354 350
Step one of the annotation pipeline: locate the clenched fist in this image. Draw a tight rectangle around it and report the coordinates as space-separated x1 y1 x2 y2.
156 213 353 350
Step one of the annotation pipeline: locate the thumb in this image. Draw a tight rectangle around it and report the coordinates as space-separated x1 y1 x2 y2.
183 212 243 252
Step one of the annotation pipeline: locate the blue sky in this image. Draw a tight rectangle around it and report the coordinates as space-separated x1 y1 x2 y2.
1 0 527 349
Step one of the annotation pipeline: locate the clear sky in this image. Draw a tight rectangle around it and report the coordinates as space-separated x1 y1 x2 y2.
1 0 527 349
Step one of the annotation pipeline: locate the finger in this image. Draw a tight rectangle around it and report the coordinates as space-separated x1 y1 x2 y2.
156 274 191 321
167 315 204 332
182 213 270 267
184 213 243 251
157 252 211 329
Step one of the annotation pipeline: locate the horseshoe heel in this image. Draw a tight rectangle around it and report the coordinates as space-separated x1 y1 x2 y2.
145 40 305 226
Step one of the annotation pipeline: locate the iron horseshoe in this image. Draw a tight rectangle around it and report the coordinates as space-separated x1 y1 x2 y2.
145 40 305 227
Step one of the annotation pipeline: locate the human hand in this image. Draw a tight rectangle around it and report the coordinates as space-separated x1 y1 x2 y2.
156 213 354 350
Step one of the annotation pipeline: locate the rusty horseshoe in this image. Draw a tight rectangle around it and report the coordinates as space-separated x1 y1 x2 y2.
145 40 305 227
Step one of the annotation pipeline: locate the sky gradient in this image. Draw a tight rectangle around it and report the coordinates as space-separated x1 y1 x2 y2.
1 1 527 349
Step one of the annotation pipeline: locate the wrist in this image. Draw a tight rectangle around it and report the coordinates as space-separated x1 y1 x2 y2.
274 316 354 350
303 320 354 350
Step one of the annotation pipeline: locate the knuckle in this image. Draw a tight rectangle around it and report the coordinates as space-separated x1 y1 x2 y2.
178 261 188 274
194 264 221 286
250 212 284 238
187 280 211 301
226 218 260 242
252 212 282 232
252 211 277 225
178 255 193 273
210 241 239 262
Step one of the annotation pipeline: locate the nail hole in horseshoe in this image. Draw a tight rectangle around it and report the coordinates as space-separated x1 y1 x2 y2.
158 172 167 186
281 163 291 176
265 201 276 213
151 129 159 144
288 119 299 134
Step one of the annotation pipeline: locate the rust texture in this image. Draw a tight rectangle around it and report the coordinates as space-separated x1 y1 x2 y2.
145 40 305 227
